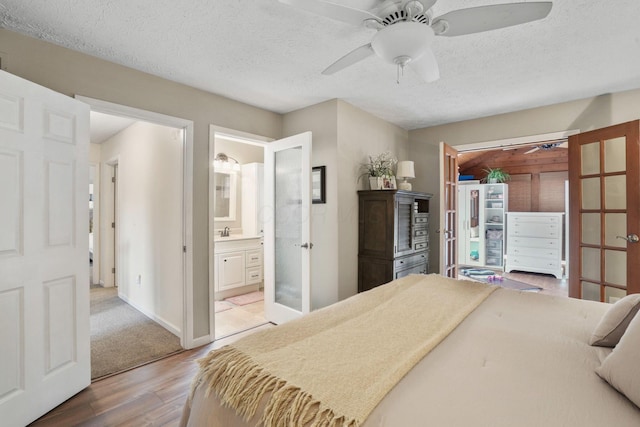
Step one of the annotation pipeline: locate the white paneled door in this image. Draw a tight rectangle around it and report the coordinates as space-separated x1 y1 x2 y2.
0 71 90 426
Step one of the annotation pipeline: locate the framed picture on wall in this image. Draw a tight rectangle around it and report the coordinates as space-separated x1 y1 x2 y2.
312 166 326 204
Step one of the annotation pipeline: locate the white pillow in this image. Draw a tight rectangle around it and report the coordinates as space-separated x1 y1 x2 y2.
589 294 640 347
596 309 640 408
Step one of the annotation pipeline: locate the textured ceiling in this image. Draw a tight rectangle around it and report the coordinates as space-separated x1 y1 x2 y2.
2 0 640 130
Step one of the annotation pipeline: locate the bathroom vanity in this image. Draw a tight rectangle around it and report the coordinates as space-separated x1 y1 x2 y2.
214 235 263 299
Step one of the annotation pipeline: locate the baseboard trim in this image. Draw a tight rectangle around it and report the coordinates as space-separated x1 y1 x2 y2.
190 334 214 348
118 293 182 339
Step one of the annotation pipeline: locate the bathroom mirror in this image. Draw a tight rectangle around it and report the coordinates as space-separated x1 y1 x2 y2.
213 171 237 221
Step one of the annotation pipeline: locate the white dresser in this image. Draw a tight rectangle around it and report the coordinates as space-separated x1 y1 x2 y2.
505 212 564 279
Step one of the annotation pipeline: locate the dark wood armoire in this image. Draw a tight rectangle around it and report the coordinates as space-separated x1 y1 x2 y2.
358 190 432 292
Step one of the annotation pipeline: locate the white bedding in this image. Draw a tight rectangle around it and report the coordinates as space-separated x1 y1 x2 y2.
181 282 640 426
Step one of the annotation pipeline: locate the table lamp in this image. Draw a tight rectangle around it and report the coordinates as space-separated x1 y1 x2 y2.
396 161 415 190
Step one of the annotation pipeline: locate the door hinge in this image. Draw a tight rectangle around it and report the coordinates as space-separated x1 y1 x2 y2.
112 177 116 183
111 222 115 228
112 267 116 274
183 245 187 253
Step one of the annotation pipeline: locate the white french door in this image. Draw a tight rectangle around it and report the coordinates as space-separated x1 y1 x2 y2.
264 132 312 324
0 71 90 426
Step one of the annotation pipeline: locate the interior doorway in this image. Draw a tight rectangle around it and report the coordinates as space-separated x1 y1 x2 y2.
444 130 579 295
80 97 196 379
209 126 271 339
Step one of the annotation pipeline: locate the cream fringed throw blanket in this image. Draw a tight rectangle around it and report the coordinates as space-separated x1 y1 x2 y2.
192 274 496 427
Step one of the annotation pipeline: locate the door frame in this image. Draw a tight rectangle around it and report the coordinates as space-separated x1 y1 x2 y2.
76 96 196 348
89 161 100 285
209 125 273 341
438 130 580 276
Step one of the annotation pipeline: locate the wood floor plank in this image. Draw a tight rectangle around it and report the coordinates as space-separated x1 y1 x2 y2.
30 323 274 426
84 392 164 426
30 403 95 427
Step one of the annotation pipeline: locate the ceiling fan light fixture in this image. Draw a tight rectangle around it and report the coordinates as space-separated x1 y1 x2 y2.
371 21 435 65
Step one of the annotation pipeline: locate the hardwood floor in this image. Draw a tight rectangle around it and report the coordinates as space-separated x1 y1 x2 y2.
30 324 273 427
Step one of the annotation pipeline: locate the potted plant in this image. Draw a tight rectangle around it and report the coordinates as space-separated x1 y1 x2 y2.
359 152 397 190
483 167 510 184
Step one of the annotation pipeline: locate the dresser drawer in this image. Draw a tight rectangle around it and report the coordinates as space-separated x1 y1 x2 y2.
246 249 263 267
508 222 560 239
508 214 560 224
395 252 427 270
508 255 560 270
508 247 559 260
414 228 428 238
246 266 262 285
395 263 427 279
509 236 561 249
415 215 429 225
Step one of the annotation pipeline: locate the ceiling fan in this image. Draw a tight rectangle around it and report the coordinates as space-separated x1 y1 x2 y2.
279 0 552 82
524 140 568 154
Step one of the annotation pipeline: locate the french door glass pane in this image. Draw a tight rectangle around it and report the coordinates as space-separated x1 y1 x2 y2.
604 137 626 173
604 175 626 209
581 213 600 245
581 281 601 301
604 250 626 287
605 286 627 304
581 142 600 175
581 247 600 281
604 213 627 248
581 177 600 209
274 147 302 311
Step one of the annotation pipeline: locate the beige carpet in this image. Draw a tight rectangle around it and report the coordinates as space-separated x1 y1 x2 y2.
90 286 183 380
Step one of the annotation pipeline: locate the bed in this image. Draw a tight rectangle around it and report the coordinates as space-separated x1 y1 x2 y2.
180 274 640 426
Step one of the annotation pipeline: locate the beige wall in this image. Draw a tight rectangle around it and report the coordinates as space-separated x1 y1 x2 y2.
409 89 640 272
336 100 408 299
100 122 184 334
0 29 282 339
283 99 409 305
283 100 340 309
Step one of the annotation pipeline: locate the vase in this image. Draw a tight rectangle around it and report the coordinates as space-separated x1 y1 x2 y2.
369 176 383 190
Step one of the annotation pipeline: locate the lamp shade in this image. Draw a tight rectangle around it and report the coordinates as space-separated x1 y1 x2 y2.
396 161 415 179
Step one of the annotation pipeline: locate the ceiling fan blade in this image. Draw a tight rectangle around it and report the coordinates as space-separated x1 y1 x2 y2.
418 0 438 13
432 2 552 37
279 0 381 27
322 44 374 75
524 146 540 154
408 49 440 82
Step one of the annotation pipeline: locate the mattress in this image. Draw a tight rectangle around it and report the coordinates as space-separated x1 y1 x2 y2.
181 279 640 426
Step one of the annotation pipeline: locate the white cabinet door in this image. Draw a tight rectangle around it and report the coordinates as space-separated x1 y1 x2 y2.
0 70 90 426
217 251 246 291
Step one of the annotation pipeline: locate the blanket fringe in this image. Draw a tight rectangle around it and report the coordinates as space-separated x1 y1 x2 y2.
190 346 360 427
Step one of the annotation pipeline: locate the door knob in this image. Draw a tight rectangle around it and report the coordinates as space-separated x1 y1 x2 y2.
617 234 640 243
